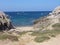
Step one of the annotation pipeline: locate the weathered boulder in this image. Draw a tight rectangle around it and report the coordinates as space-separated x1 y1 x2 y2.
0 11 14 31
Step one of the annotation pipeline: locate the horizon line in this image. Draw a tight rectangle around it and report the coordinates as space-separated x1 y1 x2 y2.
4 10 52 12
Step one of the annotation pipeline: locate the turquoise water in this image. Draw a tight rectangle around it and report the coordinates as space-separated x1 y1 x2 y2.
5 11 51 27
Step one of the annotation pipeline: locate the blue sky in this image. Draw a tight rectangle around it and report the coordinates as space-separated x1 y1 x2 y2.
0 0 60 11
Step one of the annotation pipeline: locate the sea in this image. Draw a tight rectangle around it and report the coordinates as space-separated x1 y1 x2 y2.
5 11 51 27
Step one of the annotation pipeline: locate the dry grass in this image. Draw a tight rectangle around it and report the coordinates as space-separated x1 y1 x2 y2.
31 29 60 43
0 33 19 41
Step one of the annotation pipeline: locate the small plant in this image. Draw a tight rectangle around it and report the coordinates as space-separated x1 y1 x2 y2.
34 36 50 42
19 31 28 35
31 29 60 43
52 23 60 27
0 33 18 41
50 34 56 37
0 34 8 40
7 35 18 41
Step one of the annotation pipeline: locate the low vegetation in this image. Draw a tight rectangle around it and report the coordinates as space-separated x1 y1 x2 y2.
0 33 18 41
34 36 50 42
52 23 60 27
31 29 60 43
30 23 60 43
19 31 28 35
0 23 60 43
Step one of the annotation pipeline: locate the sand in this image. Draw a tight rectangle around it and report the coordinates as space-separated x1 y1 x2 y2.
0 26 60 45
18 33 60 45
15 26 35 32
0 27 60 45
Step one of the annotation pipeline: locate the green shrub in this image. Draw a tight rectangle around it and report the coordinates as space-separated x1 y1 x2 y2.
19 31 28 35
0 34 18 41
34 36 50 42
31 30 60 43
52 23 60 27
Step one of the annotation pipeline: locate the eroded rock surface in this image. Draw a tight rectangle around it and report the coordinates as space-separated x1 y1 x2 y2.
33 6 60 30
0 12 14 31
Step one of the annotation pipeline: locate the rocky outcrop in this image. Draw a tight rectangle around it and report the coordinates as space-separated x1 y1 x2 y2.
33 6 60 30
0 12 14 31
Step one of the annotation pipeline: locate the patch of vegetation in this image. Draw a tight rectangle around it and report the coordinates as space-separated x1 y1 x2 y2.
0 34 8 40
52 23 60 27
6 35 18 41
34 36 50 42
19 31 28 35
0 33 18 41
46 18 50 20
31 30 60 43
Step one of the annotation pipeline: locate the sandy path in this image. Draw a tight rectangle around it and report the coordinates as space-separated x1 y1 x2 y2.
15 26 35 32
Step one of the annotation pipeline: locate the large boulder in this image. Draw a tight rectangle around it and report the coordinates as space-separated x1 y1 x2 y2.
0 12 14 31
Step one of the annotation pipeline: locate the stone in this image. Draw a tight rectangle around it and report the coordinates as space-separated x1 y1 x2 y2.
0 11 14 31
33 6 60 30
